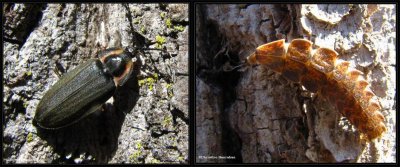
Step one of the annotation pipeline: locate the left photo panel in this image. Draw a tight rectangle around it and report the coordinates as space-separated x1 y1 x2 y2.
3 3 188 164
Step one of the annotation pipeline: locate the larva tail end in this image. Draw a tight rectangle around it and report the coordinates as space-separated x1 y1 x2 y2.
366 123 386 141
363 101 386 141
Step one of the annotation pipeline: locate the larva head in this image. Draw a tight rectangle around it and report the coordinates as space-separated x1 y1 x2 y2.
286 39 312 63
246 39 286 65
246 53 257 65
310 48 338 73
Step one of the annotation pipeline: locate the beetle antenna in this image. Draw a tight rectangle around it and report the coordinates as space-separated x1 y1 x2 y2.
126 46 167 56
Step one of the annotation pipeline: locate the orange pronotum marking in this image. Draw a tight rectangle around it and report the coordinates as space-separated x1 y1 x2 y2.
99 48 133 87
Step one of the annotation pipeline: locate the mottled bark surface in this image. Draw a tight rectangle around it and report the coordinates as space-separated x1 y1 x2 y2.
195 4 395 163
3 3 188 164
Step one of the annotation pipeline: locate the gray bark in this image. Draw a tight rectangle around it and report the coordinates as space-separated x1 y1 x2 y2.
3 3 188 164
196 4 395 163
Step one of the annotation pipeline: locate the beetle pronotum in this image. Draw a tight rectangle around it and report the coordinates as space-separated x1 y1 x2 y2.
245 39 386 141
34 48 134 129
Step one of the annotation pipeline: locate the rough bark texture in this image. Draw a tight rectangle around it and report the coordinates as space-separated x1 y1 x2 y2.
196 4 395 163
3 3 188 164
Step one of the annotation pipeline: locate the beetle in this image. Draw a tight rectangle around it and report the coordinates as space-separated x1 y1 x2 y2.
34 48 135 129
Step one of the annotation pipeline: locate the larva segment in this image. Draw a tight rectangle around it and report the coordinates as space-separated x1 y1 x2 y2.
353 79 370 103
300 48 338 93
321 78 351 117
332 61 350 81
310 48 338 74
367 101 385 122
246 39 386 141
286 39 313 63
282 39 312 82
300 66 326 93
344 70 364 90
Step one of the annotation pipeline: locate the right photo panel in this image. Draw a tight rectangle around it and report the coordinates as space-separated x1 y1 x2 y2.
195 4 396 163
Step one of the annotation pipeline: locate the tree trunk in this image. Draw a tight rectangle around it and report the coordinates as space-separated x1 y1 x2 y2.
3 3 188 164
196 4 395 163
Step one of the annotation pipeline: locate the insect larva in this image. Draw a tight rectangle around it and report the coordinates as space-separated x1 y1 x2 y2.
246 39 386 141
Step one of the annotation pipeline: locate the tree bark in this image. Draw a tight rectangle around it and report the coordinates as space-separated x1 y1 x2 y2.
3 3 188 164
196 4 395 163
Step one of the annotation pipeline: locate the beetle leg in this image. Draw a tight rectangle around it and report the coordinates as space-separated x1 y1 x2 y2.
54 61 66 78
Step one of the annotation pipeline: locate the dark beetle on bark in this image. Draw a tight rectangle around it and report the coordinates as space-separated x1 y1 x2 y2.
34 48 135 129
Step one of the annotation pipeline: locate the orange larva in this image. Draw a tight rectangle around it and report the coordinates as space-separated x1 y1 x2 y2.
246 39 386 141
